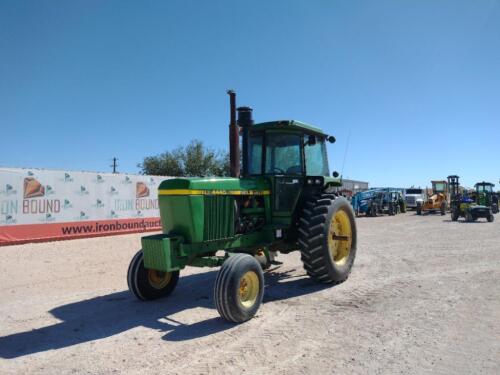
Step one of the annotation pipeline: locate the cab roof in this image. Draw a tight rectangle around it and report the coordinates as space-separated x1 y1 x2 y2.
252 120 327 137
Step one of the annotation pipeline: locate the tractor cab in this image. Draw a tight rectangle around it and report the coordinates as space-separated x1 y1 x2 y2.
475 182 494 194
474 182 499 213
245 120 339 219
431 180 448 195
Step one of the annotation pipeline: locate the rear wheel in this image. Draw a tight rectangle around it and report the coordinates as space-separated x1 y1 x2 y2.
214 253 264 323
487 213 494 222
299 195 357 284
127 250 179 301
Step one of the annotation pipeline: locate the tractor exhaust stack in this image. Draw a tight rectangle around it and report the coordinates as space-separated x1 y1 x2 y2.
227 90 240 178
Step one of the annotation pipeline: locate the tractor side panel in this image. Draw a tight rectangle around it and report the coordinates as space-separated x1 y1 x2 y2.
159 195 205 243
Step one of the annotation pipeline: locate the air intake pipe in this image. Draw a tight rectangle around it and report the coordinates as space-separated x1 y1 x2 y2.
237 106 254 178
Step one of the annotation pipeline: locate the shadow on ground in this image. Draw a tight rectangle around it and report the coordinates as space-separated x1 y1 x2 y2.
0 267 328 358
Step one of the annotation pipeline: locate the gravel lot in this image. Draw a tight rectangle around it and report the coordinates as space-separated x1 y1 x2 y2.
1 212 499 374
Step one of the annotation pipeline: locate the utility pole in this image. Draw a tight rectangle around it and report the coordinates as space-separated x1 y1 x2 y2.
111 157 118 174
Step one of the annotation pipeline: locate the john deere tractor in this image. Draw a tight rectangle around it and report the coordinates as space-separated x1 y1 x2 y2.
127 91 357 323
416 180 448 215
448 175 494 222
474 181 499 214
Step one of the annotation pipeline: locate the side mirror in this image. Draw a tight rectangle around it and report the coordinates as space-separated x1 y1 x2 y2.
332 171 339 178
307 135 316 146
328 136 336 143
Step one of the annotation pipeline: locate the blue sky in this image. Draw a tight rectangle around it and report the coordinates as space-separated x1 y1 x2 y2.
1 0 499 188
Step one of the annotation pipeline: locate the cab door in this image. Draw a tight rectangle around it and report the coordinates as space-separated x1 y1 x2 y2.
263 132 304 224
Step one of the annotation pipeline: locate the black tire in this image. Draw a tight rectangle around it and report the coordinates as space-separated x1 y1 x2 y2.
465 211 473 222
416 202 422 215
299 195 357 284
451 208 459 221
369 204 377 217
389 203 395 216
127 250 179 301
440 202 446 216
400 202 406 213
487 213 494 222
492 204 499 214
214 253 264 323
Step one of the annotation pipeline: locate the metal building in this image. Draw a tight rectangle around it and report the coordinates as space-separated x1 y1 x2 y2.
335 179 369 197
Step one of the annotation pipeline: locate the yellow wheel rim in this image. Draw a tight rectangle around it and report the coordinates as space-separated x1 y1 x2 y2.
239 271 260 308
147 269 172 289
328 209 353 266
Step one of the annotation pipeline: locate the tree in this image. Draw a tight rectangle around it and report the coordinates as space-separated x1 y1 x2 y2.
139 139 230 177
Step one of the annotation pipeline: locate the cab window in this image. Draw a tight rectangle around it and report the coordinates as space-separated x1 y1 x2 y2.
304 137 329 176
264 133 302 175
248 134 263 175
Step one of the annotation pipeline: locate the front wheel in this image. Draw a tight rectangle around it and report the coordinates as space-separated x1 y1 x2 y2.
214 253 264 323
299 195 357 284
127 250 179 301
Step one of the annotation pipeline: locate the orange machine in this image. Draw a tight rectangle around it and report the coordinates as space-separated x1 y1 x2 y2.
417 180 449 215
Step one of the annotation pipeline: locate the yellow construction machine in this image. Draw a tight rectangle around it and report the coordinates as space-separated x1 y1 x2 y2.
417 180 449 215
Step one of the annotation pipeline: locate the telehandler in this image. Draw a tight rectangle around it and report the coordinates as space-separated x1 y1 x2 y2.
127 91 357 323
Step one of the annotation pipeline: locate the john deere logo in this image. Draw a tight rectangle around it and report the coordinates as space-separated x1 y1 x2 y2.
136 182 150 198
23 177 45 198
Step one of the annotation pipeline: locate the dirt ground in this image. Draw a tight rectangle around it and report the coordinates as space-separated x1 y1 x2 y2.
0 212 499 374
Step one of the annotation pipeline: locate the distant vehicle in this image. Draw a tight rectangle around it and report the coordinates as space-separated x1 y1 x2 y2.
405 188 425 210
449 175 494 222
473 182 499 214
417 180 448 215
351 189 406 216
351 189 382 216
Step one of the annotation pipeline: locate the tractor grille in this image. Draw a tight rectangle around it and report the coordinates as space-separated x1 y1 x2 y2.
203 195 235 241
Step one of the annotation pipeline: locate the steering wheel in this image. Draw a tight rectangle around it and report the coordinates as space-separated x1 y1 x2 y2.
271 167 286 174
